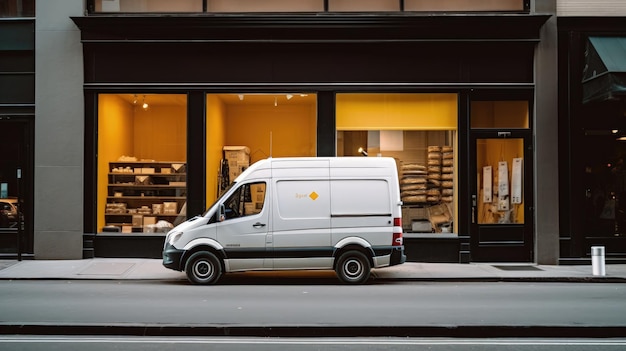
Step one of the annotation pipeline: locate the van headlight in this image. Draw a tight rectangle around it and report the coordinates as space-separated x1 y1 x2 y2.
167 231 183 245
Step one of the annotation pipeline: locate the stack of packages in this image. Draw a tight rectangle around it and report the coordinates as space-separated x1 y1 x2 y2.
399 163 428 204
441 146 454 202
223 146 250 183
426 146 442 203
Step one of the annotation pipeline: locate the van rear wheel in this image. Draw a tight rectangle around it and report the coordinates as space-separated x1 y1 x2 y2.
336 250 371 284
186 251 222 285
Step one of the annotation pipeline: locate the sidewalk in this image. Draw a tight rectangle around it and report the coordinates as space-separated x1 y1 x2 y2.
1 258 626 282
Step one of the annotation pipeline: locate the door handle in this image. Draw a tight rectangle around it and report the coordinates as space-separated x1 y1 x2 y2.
253 222 266 228
471 195 477 224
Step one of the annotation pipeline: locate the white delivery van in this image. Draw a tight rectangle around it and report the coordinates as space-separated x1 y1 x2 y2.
163 157 406 284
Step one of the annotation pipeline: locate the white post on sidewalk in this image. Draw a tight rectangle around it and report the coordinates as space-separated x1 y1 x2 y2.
591 246 606 276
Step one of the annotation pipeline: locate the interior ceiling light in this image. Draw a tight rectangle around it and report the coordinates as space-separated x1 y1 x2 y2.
274 96 278 107
286 94 293 100
358 147 368 157
132 94 138 105
238 94 244 101
142 95 149 110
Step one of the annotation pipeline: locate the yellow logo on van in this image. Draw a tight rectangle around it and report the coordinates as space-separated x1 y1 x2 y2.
309 192 319 200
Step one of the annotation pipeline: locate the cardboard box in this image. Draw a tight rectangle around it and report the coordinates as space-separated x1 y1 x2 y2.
132 214 143 227
412 220 432 232
223 146 250 162
143 216 157 226
163 202 178 214
135 175 151 185
244 203 257 215
171 163 186 173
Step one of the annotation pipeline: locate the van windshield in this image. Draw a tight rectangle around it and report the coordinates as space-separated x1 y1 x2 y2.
203 182 236 216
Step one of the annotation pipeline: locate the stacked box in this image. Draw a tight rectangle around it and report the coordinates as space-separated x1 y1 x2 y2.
400 163 428 204
441 146 454 203
427 146 442 203
223 146 250 182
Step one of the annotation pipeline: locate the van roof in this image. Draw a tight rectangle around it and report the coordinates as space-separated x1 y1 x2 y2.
235 157 397 182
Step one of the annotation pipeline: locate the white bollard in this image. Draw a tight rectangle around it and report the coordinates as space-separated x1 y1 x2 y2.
591 246 606 276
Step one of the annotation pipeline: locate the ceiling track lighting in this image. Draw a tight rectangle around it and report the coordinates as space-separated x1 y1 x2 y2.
274 96 278 107
142 95 149 110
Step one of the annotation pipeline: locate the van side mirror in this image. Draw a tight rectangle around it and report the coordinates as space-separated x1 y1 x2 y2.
219 204 226 222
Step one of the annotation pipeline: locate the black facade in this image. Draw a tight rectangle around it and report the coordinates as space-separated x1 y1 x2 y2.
73 14 549 262
559 17 626 263
0 18 35 258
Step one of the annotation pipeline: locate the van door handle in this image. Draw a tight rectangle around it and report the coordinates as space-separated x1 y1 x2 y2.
253 222 266 228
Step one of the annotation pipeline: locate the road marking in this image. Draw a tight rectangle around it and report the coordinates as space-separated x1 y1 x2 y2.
1 336 626 346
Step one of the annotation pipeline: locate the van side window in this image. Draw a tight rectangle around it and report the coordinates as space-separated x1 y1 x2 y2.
223 182 266 220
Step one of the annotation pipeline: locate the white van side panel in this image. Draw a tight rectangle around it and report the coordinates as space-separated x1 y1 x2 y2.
330 179 391 216
271 179 332 269
329 166 396 249
270 161 332 269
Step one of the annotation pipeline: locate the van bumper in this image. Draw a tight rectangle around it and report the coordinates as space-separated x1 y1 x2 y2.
390 246 406 266
162 243 185 271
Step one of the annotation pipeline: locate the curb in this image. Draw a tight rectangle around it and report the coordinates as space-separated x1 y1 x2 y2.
1 276 626 283
1 324 626 338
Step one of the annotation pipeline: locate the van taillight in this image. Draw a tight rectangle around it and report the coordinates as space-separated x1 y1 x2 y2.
393 217 403 246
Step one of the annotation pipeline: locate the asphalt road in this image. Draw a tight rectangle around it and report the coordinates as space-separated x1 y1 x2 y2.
0 280 625 337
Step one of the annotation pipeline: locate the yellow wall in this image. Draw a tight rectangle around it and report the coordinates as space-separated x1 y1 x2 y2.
133 105 187 161
224 103 317 164
97 94 135 231
206 95 227 206
336 93 458 130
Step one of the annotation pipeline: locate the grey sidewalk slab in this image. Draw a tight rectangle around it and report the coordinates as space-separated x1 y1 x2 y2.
1 258 626 282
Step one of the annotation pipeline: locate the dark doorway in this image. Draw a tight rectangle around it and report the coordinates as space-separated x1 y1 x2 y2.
0 117 33 256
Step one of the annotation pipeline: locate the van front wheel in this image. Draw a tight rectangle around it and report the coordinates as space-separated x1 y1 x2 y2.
336 250 371 284
186 251 222 285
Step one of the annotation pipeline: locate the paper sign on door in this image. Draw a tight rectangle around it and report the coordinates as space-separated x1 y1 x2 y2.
498 161 509 211
483 166 492 203
511 158 523 204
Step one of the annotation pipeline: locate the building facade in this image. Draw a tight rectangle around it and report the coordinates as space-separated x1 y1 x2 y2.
1 0 580 265
557 0 626 263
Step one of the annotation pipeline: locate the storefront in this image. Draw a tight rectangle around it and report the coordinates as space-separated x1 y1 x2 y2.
559 17 626 263
72 12 552 262
0 13 35 258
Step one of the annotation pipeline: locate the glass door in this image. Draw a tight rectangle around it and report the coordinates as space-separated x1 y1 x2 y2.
468 97 533 262
470 133 533 261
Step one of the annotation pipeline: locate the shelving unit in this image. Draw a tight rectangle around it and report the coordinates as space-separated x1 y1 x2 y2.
104 161 187 233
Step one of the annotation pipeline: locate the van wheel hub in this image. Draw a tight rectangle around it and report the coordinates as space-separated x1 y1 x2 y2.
344 259 363 277
194 261 211 277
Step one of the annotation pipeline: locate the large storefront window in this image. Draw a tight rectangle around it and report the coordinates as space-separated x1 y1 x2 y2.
336 93 458 235
205 93 317 205
98 94 187 234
